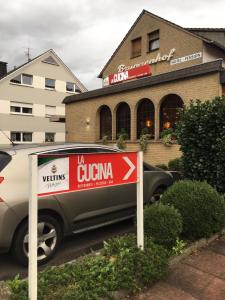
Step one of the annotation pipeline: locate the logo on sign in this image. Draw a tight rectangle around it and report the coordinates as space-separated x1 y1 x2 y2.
77 155 113 184
38 157 69 195
110 71 129 84
51 164 57 174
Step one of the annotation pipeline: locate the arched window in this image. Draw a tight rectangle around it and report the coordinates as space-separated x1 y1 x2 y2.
160 94 183 132
116 102 131 139
99 105 112 139
137 99 155 139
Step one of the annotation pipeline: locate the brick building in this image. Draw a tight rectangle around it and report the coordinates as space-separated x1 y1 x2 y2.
63 10 225 165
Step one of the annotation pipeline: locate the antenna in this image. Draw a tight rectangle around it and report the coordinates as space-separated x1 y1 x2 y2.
0 129 16 146
24 47 34 62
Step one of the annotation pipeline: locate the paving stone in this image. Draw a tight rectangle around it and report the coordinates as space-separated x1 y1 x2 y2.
208 237 225 256
183 249 225 280
130 282 196 300
202 277 225 300
165 263 213 299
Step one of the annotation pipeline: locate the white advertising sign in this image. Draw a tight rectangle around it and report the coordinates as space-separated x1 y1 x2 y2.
170 52 202 65
38 157 69 195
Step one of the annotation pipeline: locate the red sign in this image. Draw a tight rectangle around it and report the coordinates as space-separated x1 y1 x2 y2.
38 152 138 197
108 65 151 85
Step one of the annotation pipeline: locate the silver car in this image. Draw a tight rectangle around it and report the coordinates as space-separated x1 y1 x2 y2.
0 143 173 265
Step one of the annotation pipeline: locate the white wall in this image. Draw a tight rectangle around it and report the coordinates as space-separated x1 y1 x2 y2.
0 99 10 114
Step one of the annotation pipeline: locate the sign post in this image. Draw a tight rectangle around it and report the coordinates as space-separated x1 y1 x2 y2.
28 151 144 299
28 154 38 300
137 151 144 250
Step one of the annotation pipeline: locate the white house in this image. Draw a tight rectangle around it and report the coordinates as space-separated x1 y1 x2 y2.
0 49 87 145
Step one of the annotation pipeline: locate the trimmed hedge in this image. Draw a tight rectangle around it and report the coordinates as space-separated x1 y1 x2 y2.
161 180 225 239
177 97 225 193
144 203 183 248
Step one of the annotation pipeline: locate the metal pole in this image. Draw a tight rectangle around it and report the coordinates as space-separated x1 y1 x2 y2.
28 154 38 300
137 151 144 250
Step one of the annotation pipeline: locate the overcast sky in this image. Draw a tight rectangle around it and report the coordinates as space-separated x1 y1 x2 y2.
0 0 225 90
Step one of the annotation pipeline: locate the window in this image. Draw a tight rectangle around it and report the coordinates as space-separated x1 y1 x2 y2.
10 74 33 85
45 132 55 142
99 105 112 139
45 78 55 89
42 56 59 66
131 37 142 58
160 94 183 132
148 30 160 52
11 132 32 142
66 82 75 92
137 99 155 139
45 105 56 117
10 102 33 115
116 102 131 139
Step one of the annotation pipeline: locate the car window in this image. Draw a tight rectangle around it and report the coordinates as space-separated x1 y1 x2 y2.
0 151 12 171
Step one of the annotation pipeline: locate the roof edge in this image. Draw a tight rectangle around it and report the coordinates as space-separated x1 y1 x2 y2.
64 59 223 105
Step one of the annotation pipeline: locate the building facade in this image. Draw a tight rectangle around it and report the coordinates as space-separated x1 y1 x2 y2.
63 10 225 165
0 49 87 145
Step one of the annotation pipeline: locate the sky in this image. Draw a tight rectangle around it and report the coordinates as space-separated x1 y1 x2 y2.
0 0 225 90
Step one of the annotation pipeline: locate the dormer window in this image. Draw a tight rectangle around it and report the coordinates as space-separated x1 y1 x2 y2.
131 37 142 58
10 73 33 85
148 30 160 52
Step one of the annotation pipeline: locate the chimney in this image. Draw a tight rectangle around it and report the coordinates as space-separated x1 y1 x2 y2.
0 61 7 79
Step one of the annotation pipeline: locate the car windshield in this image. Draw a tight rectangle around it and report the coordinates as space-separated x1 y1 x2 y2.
0 151 12 171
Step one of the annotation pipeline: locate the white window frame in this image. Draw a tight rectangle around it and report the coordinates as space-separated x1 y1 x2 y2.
45 78 55 90
66 82 76 93
10 131 33 143
45 132 55 142
10 102 33 116
10 73 33 86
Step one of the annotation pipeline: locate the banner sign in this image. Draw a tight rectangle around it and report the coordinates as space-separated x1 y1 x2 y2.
106 65 151 85
38 152 138 197
170 51 202 65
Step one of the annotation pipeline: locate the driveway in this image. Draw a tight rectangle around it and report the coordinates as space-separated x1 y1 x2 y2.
132 236 225 300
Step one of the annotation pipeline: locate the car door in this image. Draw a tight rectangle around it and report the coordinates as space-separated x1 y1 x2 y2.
53 146 124 231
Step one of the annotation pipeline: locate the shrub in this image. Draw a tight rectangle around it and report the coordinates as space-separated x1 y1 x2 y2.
143 203 182 248
155 163 168 170
103 234 169 289
168 157 183 172
139 134 151 153
161 180 225 239
177 96 225 193
8 234 169 300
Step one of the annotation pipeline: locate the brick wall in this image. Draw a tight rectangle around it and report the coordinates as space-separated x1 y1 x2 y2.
65 72 220 165
102 13 203 79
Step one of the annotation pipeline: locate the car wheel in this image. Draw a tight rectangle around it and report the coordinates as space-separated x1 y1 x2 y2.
12 214 62 266
150 187 166 203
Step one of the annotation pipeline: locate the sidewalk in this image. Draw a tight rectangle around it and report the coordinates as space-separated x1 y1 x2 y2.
131 236 225 300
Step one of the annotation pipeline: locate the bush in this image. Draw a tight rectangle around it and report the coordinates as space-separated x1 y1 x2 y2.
8 234 169 300
155 163 168 170
144 203 182 248
161 180 225 239
103 234 169 289
177 96 225 193
168 157 183 172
